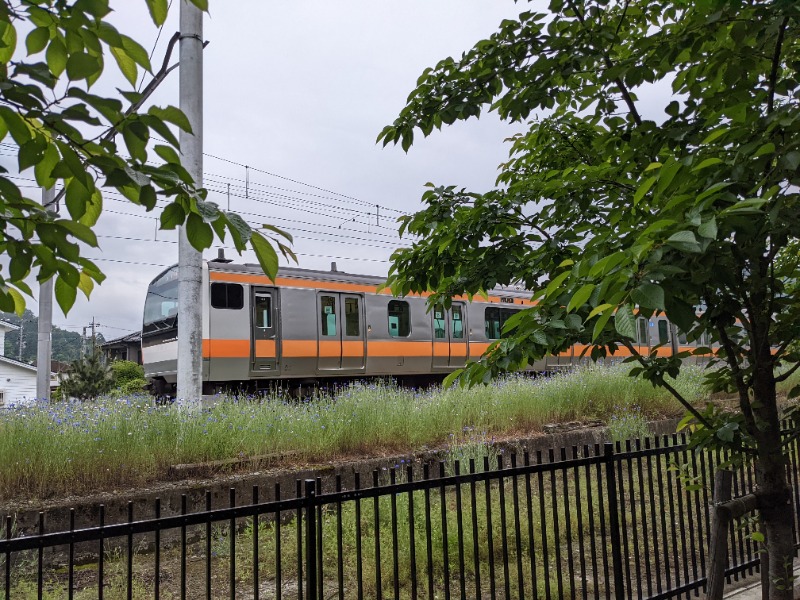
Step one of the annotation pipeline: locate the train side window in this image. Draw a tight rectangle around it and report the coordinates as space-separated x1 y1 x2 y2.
254 294 272 329
320 295 337 336
485 307 502 339
637 317 648 345
388 300 410 337
344 297 360 337
451 305 464 339
211 283 244 310
658 319 669 344
433 305 446 339
678 331 688 345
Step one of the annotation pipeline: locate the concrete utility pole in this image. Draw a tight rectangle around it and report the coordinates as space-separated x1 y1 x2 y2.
36 187 54 401
177 0 204 405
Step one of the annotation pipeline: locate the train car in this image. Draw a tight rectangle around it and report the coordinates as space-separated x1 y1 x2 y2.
141 257 705 396
142 257 535 395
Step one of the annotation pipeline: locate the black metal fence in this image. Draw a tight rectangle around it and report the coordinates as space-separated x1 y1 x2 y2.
2 433 799 599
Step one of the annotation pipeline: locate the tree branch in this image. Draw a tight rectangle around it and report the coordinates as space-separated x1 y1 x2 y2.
43 31 189 209
715 319 758 435
767 17 789 115
620 339 713 428
564 0 643 126
775 361 800 384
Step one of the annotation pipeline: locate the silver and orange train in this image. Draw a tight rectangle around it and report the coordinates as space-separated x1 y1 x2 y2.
142 258 704 395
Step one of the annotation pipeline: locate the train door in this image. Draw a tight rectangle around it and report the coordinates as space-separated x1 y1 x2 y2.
432 302 468 369
317 292 366 372
251 287 278 373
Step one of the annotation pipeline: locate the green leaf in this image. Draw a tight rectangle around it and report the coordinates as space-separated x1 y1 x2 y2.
591 308 614 342
110 46 137 87
614 304 636 339
630 283 665 310
750 531 765 543
34 143 59 188
148 105 192 133
66 52 101 81
250 231 280 279
0 20 17 63
567 283 595 312
780 151 800 172
697 218 717 240
56 219 98 247
160 203 185 229
692 157 723 172
119 35 151 72
45 37 67 77
54 275 77 314
701 128 728 145
185 212 213 251
588 303 613 319
154 144 181 164
65 178 91 220
752 142 775 158
145 0 169 26
633 175 657 206
26 27 49 55
544 271 571 299
666 231 701 253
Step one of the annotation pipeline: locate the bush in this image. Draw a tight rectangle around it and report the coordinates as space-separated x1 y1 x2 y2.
110 360 147 396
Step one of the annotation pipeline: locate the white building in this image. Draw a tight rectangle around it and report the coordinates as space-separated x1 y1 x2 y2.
0 321 56 407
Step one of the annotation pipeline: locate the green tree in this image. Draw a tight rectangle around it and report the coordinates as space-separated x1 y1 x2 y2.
1 309 87 362
59 349 113 400
0 0 293 316
379 0 799 596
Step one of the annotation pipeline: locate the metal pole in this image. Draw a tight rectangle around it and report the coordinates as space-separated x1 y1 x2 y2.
304 479 318 600
177 0 204 406
604 442 625 600
36 187 54 401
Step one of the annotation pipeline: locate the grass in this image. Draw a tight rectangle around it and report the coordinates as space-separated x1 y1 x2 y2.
0 364 708 500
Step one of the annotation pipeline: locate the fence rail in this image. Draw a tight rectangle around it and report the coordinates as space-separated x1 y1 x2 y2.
2 431 799 599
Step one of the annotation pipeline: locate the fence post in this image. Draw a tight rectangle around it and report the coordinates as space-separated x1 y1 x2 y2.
706 470 733 600
604 442 626 600
304 479 317 600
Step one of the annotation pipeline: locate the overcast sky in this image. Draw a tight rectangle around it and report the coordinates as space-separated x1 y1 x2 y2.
10 1 534 340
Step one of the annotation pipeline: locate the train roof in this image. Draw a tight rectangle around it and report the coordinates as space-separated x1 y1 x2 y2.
151 260 532 301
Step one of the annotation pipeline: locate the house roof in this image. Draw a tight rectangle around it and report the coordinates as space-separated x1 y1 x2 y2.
101 331 141 347
0 320 20 332
0 354 38 372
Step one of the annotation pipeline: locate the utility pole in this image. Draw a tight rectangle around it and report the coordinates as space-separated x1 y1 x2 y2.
177 0 204 405
36 187 54 401
17 319 24 361
90 317 97 354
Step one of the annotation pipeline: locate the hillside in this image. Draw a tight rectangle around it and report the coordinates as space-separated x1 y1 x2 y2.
1 310 104 364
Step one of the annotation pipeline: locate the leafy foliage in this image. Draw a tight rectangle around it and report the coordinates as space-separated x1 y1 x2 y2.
381 1 799 594
58 350 113 400
0 0 294 316
109 359 147 395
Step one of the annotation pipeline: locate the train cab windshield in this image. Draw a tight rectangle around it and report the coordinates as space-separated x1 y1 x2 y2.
143 266 179 336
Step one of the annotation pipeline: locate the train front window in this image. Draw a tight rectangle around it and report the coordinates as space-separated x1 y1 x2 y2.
143 267 179 331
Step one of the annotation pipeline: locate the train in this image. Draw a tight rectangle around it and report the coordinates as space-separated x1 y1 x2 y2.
142 256 701 396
